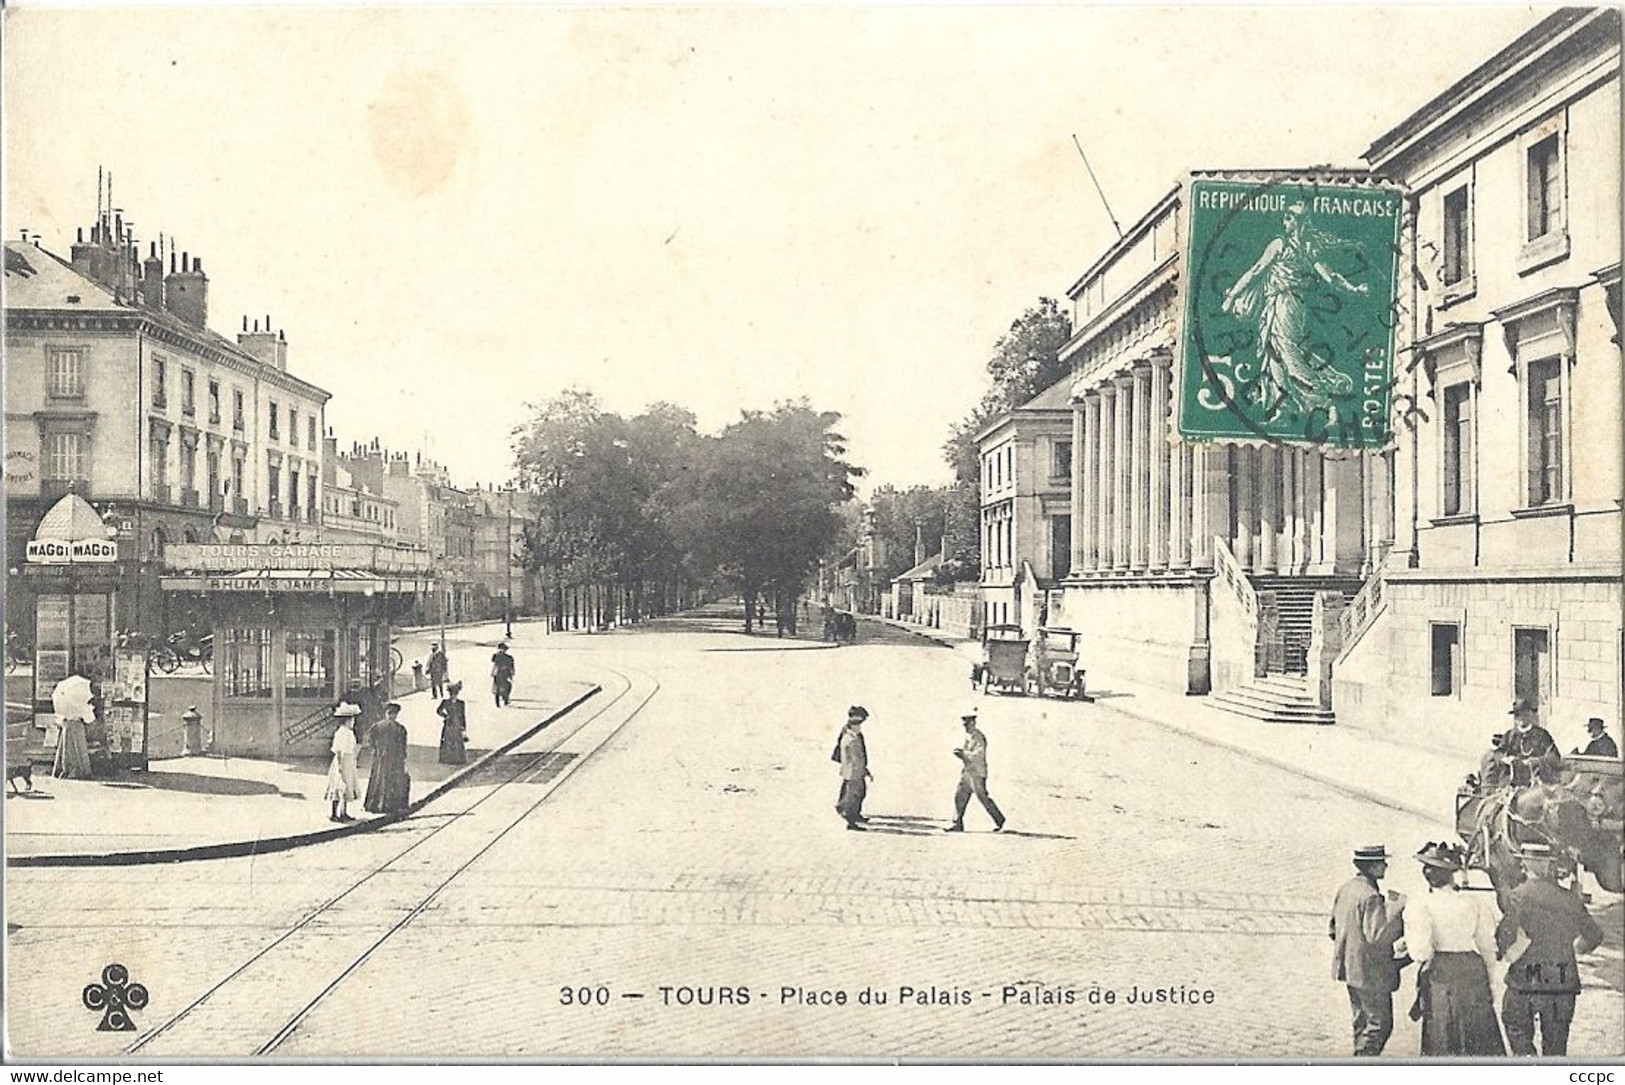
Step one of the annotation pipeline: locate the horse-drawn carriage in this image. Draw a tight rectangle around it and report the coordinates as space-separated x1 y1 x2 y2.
1456 751 1623 904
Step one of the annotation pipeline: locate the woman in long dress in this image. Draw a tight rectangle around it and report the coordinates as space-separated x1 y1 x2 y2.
1405 841 1506 1055
50 675 94 779
1221 201 1368 422
363 702 411 815
437 681 468 765
325 704 361 822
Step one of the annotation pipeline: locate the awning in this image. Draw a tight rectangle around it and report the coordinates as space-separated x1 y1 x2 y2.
160 568 435 595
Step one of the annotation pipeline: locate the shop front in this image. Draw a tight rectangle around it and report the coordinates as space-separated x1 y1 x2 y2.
160 544 433 758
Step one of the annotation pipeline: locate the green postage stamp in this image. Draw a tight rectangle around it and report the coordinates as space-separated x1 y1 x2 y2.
1179 179 1404 449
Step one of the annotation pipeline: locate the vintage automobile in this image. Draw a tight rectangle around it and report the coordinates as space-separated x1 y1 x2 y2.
1456 751 1623 904
1027 626 1089 700
973 624 1030 695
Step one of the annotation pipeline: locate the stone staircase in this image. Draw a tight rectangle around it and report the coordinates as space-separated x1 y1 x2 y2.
1209 674 1336 726
1251 575 1362 674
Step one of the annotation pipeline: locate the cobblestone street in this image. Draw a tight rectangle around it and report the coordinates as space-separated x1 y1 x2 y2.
6 618 1621 1059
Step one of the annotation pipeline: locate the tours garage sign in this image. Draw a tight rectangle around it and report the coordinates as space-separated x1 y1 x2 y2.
25 538 118 564
1178 178 1404 450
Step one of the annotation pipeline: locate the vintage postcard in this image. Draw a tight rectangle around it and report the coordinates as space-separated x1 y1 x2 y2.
3 3 1621 1064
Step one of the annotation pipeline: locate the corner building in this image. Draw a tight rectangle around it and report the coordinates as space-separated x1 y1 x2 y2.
1335 9 1622 756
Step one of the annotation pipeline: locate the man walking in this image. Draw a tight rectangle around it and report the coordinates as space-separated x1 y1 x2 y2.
491 642 515 708
946 709 1004 833
1328 844 1406 1056
426 644 449 700
1495 841 1605 1056
833 706 871 831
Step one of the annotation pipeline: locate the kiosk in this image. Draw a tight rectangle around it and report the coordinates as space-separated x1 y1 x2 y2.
160 543 434 757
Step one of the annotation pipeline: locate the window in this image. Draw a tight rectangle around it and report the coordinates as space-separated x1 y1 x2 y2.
43 432 87 481
268 457 281 505
1513 628 1551 723
148 528 166 560
232 455 245 505
1430 623 1460 697
206 446 221 498
1526 134 1562 243
233 389 245 431
208 380 221 424
153 357 168 407
1052 440 1073 481
284 629 336 699
1441 383 1474 516
307 470 318 520
46 348 85 399
222 628 273 699
180 437 196 491
268 402 280 441
289 409 299 448
1441 186 1470 287
149 426 169 488
309 417 318 450
288 468 300 514
1527 358 1563 505
182 370 196 416
1051 514 1072 581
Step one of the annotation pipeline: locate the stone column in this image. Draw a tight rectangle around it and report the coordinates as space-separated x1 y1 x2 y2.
1113 375 1133 570
1307 453 1325 570
1170 440 1191 568
1234 447 1256 569
1149 357 1171 570
1130 365 1151 570
1192 445 1231 569
1097 384 1116 570
1071 400 1089 575
1260 446 1280 574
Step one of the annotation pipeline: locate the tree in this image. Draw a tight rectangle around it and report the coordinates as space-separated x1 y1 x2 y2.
665 401 861 634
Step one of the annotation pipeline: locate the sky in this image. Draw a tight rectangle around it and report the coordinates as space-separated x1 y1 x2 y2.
4 4 1547 493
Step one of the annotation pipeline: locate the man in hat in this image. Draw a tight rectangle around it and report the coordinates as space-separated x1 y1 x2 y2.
1495 701 1560 786
1328 844 1407 1055
491 642 515 708
1575 718 1618 758
946 709 1005 833
833 706 871 831
1495 840 1604 1056
426 643 449 700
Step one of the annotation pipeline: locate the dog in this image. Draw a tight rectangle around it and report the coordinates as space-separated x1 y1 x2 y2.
7 761 34 794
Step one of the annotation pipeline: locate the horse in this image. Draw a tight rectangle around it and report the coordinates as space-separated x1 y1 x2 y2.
1458 780 1623 909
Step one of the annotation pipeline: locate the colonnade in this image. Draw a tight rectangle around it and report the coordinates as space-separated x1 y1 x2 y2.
1068 353 1389 579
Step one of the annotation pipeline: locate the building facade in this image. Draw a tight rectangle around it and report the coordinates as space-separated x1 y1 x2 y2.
1335 8 1622 755
976 375 1073 632
5 211 330 642
320 437 400 546
1051 174 1391 701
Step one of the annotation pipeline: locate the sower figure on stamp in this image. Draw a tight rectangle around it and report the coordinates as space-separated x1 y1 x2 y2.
946 708 1004 833
1329 844 1407 1056
832 706 870 831
1494 841 1604 1056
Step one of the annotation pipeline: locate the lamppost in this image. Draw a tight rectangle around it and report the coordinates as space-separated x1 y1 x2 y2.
504 503 514 640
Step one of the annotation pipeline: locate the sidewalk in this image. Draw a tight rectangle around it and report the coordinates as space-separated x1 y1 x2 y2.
5 623 598 864
865 614 1467 826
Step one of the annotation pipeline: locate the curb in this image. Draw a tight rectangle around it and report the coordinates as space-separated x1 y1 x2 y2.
6 684 604 869
1081 691 1443 826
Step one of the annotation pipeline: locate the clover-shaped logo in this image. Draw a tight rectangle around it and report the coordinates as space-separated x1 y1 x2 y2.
83 963 148 1031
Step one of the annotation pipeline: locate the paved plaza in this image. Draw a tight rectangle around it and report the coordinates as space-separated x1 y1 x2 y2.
5 615 1621 1059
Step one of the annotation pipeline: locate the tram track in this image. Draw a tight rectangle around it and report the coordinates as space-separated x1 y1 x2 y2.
125 659 661 1058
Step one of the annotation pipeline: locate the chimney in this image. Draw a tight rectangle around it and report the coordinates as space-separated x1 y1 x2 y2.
236 316 289 371
140 241 165 308
165 251 209 329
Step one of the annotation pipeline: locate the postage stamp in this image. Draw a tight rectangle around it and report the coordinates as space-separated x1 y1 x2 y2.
1179 179 1404 450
